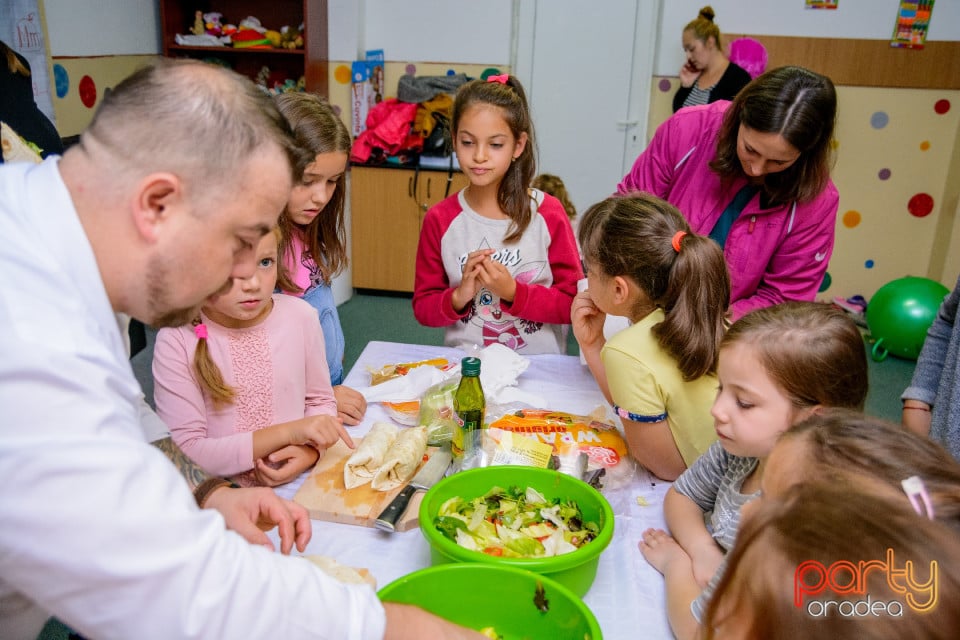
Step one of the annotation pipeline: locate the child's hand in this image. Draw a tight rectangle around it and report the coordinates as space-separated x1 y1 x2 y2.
571 290 606 352
333 384 367 426
688 540 725 589
286 414 355 451
451 249 494 312
475 255 516 303
254 445 320 487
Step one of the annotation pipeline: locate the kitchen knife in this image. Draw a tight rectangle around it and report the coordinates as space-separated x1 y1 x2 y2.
375 448 453 532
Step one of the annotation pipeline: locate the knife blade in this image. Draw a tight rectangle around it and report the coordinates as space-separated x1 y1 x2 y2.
374 448 453 532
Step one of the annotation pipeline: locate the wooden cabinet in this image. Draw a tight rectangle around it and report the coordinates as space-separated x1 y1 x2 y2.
158 0 328 95
351 166 469 292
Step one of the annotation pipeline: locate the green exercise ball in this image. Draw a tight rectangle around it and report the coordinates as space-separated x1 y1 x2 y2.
866 276 949 361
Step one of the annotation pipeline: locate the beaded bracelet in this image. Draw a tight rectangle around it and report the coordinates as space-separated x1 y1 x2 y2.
193 477 238 508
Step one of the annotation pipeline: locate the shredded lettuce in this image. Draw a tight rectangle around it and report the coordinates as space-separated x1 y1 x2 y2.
433 485 598 558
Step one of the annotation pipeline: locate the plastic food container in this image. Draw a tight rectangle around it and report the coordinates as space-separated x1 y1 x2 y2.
378 564 603 639
419 465 615 597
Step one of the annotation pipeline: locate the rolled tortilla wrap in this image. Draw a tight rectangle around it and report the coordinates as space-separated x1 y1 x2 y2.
372 426 429 491
344 421 399 489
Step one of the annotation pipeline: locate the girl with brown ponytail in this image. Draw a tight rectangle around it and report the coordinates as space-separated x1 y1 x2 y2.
572 192 730 480
153 227 354 488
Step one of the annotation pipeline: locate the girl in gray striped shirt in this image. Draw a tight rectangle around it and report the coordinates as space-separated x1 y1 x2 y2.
637 302 869 640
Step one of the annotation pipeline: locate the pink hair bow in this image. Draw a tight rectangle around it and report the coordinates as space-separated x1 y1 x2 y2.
487 74 509 84
194 323 208 340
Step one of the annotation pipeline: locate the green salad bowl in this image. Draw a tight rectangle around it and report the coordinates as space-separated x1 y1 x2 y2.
379 564 603 639
418 465 615 597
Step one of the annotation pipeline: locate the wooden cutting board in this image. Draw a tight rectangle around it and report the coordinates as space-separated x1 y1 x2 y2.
293 438 438 532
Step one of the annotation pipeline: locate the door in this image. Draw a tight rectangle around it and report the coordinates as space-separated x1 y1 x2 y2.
513 0 661 217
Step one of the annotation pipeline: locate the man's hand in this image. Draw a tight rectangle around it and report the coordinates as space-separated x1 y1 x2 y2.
203 486 312 554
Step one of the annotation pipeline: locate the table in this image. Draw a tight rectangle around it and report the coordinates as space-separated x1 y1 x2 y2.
271 341 674 639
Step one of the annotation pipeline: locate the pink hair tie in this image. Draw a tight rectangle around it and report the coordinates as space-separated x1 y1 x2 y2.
487 74 509 84
671 230 687 253
194 323 208 340
902 475 935 520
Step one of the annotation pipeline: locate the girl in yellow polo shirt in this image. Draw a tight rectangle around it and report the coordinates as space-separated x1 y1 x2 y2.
572 193 729 480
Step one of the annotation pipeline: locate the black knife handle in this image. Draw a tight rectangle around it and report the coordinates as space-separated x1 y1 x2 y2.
375 485 418 532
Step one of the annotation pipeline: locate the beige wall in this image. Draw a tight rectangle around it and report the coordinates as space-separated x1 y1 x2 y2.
649 76 960 301
49 55 158 137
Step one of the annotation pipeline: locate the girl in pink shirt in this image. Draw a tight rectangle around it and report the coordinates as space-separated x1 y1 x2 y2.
153 228 354 487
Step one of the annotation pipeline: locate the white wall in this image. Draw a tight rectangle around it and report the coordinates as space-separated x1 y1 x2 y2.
329 0 512 63
43 0 159 55
656 0 960 75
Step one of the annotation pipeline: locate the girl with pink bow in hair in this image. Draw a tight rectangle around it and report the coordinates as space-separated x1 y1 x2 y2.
153 227 354 488
413 74 582 354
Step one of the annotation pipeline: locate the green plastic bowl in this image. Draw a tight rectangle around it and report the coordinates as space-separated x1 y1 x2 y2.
419 465 615 597
379 564 603 639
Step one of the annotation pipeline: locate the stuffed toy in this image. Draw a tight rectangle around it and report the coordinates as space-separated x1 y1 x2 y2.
203 12 223 37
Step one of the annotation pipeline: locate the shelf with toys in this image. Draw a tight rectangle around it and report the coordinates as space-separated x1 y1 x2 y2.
158 0 328 96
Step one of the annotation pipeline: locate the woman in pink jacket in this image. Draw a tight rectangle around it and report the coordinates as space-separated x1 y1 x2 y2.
618 66 837 320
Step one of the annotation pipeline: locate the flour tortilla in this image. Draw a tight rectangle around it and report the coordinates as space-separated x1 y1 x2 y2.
304 554 376 588
344 421 399 489
371 426 429 491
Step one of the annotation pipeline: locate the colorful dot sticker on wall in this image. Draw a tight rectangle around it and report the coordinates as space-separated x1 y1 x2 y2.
447 69 456 76
878 168 891 180
53 64 68 99
908 193 934 218
870 111 889 129
658 78 672 92
865 260 874 269
842 210 861 228
334 64 352 85
920 141 930 151
934 99 951 115
405 64 416 75
819 272 832 293
480 68 502 80
79 75 97 109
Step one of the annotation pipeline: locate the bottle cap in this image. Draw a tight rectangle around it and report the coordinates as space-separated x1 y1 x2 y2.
461 356 481 376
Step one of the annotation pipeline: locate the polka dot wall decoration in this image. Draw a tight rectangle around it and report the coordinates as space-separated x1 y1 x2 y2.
658 78 672 92
920 141 930 151
870 111 889 129
865 260 874 269
878 168 891 180
446 69 456 76
480 68 501 80
79 75 97 109
842 210 861 228
908 193 934 218
934 99 950 115
53 64 68 98
334 64 351 84
405 64 416 75
819 272 832 293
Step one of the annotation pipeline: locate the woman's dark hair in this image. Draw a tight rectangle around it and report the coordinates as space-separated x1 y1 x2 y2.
710 65 837 207
578 193 730 380
453 75 536 243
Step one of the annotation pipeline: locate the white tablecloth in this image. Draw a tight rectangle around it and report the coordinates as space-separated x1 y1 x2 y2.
271 341 673 639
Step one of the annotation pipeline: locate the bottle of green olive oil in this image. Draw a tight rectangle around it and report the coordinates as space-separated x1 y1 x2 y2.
452 357 485 463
